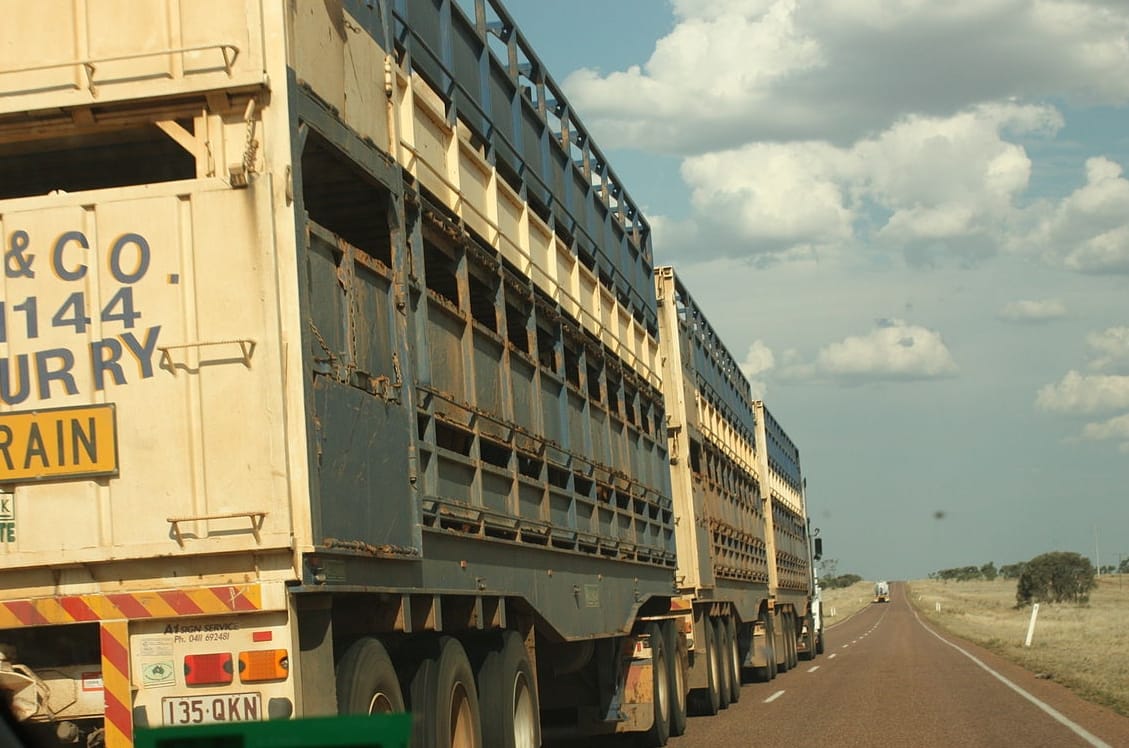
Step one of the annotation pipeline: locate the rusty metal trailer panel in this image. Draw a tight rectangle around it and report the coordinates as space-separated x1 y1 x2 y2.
654 266 817 698
0 18 678 748
0 0 675 638
757 401 811 599
656 266 767 617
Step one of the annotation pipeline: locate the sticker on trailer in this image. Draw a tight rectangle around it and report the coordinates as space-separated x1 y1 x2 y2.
0 492 13 543
141 661 177 688
137 637 174 658
81 672 104 692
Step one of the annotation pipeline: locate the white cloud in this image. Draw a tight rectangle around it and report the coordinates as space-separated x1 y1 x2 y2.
1064 225 1129 274
1081 412 1129 442
1036 371 1129 413
1028 157 1129 274
564 0 1129 153
679 142 855 253
1086 327 1129 373
555 1 1129 271
740 340 776 377
659 104 1052 264
740 340 776 398
1036 329 1129 448
777 318 958 383
997 299 1067 323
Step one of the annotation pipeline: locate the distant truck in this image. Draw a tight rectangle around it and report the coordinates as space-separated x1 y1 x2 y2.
874 581 891 603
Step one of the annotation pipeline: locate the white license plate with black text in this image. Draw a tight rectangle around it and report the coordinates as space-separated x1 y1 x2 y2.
161 693 262 725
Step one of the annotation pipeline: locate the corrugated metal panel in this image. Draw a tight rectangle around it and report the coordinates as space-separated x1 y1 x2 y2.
655 267 771 594
0 0 266 116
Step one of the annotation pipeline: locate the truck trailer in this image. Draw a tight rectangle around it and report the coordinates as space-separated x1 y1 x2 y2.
0 2 819 747
654 268 820 721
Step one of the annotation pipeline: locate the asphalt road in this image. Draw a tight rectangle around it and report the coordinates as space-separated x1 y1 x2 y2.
556 582 1129 747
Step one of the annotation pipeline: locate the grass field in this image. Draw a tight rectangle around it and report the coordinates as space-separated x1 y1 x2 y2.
820 580 877 625
908 576 1129 717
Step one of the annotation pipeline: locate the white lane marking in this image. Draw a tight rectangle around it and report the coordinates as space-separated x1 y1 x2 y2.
913 610 1111 748
828 653 837 659
807 665 820 673
764 690 785 703
840 644 849 648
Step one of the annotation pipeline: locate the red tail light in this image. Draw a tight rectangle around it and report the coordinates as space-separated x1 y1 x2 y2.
183 653 234 685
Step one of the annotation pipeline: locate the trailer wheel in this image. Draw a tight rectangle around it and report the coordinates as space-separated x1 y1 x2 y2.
724 616 741 704
714 618 731 709
776 613 791 674
788 613 799 669
476 631 539 748
408 637 482 748
751 612 775 682
336 637 405 716
663 620 688 737
640 622 670 747
799 614 816 661
781 613 792 671
687 612 720 716
816 628 825 655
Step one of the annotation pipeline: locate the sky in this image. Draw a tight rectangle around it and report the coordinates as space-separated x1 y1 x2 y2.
501 0 1129 581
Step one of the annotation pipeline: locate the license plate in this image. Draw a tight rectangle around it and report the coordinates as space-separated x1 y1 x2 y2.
161 693 262 725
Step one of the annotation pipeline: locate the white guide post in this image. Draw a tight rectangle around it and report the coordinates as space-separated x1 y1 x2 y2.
1024 603 1040 647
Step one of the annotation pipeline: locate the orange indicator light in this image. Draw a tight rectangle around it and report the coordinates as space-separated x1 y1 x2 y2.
238 649 289 682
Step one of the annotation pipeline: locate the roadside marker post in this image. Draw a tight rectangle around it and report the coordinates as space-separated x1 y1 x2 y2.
1024 603 1040 647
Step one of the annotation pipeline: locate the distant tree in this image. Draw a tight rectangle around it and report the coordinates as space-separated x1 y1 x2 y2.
822 573 863 589
1015 551 1096 607
958 565 980 581
1120 557 1129 575
1099 564 1117 575
1000 562 1026 580
980 562 998 581
935 565 982 581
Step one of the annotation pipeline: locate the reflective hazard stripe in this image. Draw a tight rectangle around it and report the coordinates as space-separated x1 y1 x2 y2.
0 585 261 627
101 621 132 748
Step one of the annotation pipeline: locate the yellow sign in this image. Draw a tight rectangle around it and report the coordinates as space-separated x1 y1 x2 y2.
0 404 118 483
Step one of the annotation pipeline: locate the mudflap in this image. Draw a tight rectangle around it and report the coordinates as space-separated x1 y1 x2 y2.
614 636 655 734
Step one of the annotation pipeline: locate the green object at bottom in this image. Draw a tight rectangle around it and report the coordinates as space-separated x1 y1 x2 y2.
135 714 412 748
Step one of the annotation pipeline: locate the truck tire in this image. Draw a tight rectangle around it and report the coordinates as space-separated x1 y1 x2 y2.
476 631 539 748
776 613 790 674
641 622 670 747
788 613 799 669
724 616 740 704
408 637 482 748
768 614 778 680
799 614 815 661
816 629 825 655
687 613 720 716
714 618 731 710
751 612 776 682
663 620 688 737
336 637 406 716
781 613 792 671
